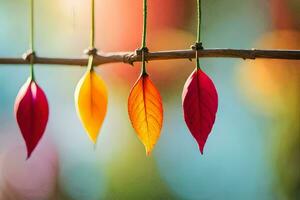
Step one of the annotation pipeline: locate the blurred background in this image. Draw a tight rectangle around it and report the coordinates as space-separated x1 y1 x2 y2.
0 0 299 199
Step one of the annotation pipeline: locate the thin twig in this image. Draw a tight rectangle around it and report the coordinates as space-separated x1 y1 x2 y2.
0 49 299 67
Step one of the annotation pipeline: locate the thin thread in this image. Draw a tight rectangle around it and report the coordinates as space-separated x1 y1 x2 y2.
90 0 95 48
88 0 95 71
30 0 35 80
142 0 147 48
196 0 201 69
141 0 147 75
197 0 201 43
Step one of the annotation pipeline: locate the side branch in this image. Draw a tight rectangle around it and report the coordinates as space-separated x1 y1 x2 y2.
0 49 299 67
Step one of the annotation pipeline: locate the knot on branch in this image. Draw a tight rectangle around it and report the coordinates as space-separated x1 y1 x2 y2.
191 42 204 51
22 50 36 64
135 47 149 55
123 53 136 66
84 47 98 56
136 47 149 64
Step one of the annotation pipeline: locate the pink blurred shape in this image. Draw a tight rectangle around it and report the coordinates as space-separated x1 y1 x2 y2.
0 139 58 200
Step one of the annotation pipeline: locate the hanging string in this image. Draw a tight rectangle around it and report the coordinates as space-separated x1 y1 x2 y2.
87 0 95 72
141 0 147 48
196 0 202 69
90 0 95 49
30 0 35 80
141 0 148 75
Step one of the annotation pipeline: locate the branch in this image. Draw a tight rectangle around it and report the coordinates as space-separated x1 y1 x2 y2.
0 49 299 67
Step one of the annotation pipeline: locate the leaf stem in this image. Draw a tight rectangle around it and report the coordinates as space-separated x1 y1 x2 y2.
141 0 148 75
87 56 94 72
196 0 201 70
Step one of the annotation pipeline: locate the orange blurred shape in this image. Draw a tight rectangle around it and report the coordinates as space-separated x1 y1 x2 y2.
147 29 196 86
97 0 192 51
238 30 300 115
58 0 193 85
270 0 297 29
102 29 196 86
96 0 193 85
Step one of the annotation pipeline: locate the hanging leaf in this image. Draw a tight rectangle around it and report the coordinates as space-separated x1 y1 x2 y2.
14 78 49 159
182 68 218 154
75 69 108 143
128 73 163 155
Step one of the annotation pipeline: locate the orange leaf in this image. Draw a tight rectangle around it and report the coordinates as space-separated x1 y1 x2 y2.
128 74 163 155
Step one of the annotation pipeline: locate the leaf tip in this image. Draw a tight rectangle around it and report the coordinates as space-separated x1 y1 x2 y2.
26 153 31 160
87 133 98 145
26 147 34 160
91 138 97 145
145 147 152 156
199 145 204 155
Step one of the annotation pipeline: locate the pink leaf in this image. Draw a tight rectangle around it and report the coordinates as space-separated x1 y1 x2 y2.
182 68 218 154
14 78 49 159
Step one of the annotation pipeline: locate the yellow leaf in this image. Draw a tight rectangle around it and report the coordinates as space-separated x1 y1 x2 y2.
128 74 163 155
75 68 108 143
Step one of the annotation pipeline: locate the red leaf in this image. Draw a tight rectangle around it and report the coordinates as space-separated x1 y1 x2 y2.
14 78 49 159
182 68 218 154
